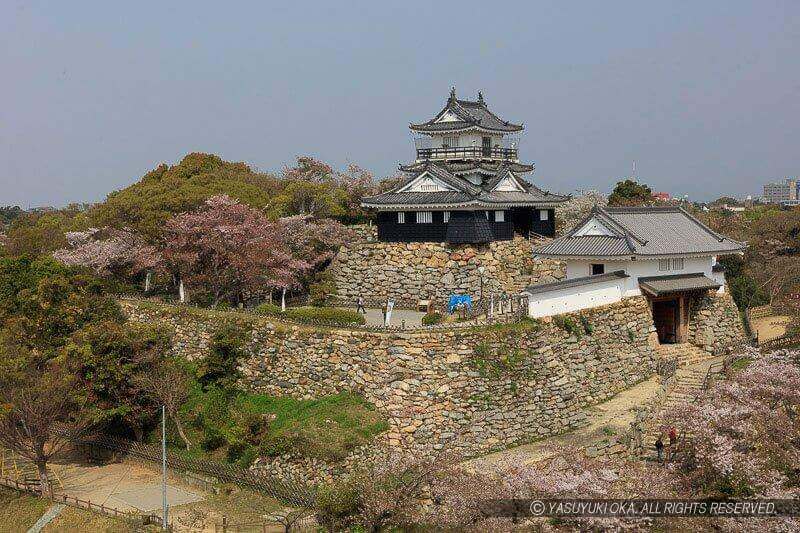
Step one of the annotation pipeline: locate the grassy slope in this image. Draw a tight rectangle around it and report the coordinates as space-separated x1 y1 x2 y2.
0 488 144 533
162 389 388 466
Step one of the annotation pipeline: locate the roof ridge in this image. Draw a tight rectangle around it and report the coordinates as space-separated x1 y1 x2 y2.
595 207 648 245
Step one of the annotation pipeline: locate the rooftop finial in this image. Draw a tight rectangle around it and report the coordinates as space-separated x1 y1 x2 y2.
477 91 485 105
449 86 456 102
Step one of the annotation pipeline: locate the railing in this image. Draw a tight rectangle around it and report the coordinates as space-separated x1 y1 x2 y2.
416 146 518 161
77 434 315 507
0 476 148 525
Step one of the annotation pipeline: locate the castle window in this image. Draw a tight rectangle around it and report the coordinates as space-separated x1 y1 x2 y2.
495 210 505 222
442 135 459 148
659 259 671 271
672 258 685 270
443 211 450 223
591 263 605 275
416 211 433 223
539 209 549 220
397 212 405 224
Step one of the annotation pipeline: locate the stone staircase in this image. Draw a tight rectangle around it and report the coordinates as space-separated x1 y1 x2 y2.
640 352 723 459
655 342 714 367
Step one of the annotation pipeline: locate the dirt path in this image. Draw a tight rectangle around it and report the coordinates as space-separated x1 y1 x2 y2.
752 315 792 343
47 458 290 532
471 376 661 466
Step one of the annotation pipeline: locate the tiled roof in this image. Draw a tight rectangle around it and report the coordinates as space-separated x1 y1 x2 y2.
409 90 524 133
522 270 629 296
361 191 473 207
362 162 567 209
478 190 566 205
533 206 746 258
534 236 634 257
638 273 721 296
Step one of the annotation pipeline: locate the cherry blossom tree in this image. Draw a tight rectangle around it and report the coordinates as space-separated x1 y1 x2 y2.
52 227 159 279
660 350 800 499
278 215 355 272
162 195 308 305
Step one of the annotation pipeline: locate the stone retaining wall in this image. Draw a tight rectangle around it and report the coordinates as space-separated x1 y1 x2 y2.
688 292 747 354
121 297 658 459
328 235 565 306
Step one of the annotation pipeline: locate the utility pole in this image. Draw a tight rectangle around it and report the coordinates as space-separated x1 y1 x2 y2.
162 405 168 530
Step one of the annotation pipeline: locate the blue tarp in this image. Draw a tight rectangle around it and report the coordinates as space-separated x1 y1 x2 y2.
448 294 473 313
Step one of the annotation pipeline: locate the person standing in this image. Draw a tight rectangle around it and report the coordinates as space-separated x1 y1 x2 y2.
655 436 664 463
357 296 366 314
667 427 677 461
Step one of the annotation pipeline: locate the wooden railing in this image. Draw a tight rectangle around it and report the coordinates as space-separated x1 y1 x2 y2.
416 146 518 160
0 476 151 525
77 434 315 507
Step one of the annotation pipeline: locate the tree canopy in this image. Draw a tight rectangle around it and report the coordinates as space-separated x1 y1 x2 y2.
607 179 654 206
89 153 281 240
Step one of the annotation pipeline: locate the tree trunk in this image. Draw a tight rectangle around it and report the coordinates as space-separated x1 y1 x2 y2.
172 412 192 451
33 438 52 497
35 460 51 497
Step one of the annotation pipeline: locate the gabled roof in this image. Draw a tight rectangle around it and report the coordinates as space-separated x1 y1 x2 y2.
409 88 524 134
362 162 567 210
533 206 746 259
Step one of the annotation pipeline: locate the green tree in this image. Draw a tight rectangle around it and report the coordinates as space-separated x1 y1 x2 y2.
607 179 654 206
196 323 248 391
89 153 280 240
0 350 92 496
3 206 90 257
66 322 170 439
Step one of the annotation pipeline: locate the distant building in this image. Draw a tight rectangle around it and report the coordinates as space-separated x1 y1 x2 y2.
763 178 798 204
653 192 671 202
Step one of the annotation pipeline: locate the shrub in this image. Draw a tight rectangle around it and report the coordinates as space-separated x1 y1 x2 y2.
421 312 443 326
257 303 365 325
196 323 248 390
553 315 581 337
314 477 361 532
255 302 281 316
308 270 337 307
283 306 365 326
579 314 594 335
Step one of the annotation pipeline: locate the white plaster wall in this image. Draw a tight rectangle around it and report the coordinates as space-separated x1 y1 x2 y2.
430 133 504 149
565 256 716 297
525 278 625 318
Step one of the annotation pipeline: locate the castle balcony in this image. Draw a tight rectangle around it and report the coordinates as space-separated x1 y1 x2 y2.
416 146 518 162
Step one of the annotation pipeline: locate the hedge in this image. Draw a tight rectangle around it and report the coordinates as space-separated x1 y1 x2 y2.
256 304 366 326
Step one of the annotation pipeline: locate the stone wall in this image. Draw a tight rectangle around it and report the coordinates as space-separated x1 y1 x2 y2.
121 297 658 458
328 235 565 307
688 292 747 354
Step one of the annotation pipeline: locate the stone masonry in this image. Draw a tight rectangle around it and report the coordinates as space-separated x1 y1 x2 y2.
121 297 657 457
328 233 565 307
687 292 747 355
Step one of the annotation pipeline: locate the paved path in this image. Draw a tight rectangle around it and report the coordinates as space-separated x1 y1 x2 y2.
27 504 64 533
362 308 426 327
471 375 662 466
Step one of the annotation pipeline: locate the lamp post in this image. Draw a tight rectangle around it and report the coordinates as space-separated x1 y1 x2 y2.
161 405 168 530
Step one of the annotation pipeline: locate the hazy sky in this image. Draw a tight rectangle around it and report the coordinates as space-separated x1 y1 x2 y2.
2 1 799 207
